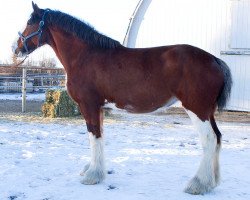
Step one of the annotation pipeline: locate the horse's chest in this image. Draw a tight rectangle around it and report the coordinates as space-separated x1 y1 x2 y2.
66 81 82 102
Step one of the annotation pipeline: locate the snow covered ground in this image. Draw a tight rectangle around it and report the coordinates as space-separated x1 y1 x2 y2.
0 93 45 101
0 111 249 200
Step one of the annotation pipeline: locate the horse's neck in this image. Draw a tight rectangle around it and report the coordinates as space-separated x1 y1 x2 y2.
48 27 88 73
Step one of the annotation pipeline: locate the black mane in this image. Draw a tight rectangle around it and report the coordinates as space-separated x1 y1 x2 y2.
46 10 121 49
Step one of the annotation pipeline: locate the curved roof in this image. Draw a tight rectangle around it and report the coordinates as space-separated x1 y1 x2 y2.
123 0 151 47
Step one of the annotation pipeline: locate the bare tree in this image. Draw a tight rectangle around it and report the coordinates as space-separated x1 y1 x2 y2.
25 58 36 67
38 57 57 68
12 54 19 65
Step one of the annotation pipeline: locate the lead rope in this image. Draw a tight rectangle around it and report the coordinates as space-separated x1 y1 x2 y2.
10 55 29 68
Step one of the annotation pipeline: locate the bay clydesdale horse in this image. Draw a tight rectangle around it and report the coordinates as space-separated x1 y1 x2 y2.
13 2 232 195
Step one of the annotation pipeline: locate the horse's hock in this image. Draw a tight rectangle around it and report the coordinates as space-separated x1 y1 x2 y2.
42 89 80 118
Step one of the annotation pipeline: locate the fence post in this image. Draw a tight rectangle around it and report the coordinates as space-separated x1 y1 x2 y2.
22 67 27 113
41 76 43 88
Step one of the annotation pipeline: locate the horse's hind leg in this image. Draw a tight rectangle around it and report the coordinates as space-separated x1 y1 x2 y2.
210 115 221 185
184 110 221 195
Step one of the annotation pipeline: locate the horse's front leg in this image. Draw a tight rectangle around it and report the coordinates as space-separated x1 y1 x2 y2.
79 104 105 185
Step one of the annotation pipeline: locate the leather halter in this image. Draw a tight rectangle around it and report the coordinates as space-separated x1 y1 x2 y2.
18 9 49 54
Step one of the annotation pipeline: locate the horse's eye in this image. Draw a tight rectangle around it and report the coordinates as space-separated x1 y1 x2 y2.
27 14 36 25
27 18 33 25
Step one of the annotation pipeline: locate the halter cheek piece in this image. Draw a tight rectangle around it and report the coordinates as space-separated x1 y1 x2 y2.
18 9 50 53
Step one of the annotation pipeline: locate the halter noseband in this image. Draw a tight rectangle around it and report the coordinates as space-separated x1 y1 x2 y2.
18 9 50 54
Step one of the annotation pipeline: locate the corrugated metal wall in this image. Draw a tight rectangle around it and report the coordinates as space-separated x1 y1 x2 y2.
127 0 250 112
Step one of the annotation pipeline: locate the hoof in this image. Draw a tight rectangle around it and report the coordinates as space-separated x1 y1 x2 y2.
80 163 90 176
81 168 105 185
184 176 215 195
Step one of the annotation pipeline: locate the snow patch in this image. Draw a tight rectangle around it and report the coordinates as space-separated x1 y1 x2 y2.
0 93 45 101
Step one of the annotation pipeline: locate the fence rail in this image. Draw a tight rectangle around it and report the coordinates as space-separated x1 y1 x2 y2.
0 74 66 93
0 67 66 112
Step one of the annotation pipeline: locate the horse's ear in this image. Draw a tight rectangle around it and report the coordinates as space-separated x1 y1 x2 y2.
32 1 42 16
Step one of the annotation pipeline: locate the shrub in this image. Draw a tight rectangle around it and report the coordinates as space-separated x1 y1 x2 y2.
42 89 80 118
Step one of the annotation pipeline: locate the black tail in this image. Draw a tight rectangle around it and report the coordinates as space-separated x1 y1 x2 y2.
210 115 222 144
214 58 233 112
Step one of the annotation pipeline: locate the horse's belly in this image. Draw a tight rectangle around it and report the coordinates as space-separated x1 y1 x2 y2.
115 95 177 114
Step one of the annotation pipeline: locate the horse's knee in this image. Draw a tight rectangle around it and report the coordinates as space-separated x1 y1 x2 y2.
86 123 102 138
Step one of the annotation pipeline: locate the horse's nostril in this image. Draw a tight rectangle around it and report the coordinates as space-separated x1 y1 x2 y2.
11 41 19 55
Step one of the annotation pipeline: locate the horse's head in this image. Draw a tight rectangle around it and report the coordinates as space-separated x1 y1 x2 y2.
13 2 50 57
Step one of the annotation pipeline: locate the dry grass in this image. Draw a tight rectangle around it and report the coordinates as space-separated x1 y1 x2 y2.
0 98 249 124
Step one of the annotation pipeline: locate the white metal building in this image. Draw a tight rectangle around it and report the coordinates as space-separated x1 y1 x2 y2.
124 0 250 112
